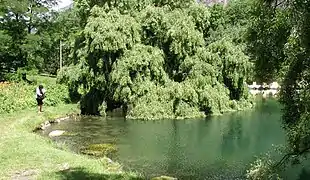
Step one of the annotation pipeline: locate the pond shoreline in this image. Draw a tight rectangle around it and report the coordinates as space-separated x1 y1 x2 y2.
37 107 183 180
0 104 142 180
33 113 79 132
41 99 283 180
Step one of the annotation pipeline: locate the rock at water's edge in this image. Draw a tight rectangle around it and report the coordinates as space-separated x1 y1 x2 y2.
48 130 65 137
151 176 178 180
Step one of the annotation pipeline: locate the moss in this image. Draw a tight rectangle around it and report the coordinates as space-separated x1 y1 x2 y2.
81 143 118 157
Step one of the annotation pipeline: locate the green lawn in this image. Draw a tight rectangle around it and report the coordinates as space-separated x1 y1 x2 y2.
0 104 142 180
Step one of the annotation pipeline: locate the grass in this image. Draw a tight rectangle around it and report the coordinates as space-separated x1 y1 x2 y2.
0 104 142 180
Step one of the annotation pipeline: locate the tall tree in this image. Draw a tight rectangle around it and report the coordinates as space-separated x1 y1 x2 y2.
59 1 253 119
246 0 291 83
0 0 57 73
246 0 310 179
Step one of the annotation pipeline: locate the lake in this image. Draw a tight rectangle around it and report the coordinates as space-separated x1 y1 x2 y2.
42 98 309 179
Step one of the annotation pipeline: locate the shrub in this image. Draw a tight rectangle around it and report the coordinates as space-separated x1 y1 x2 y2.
0 78 70 114
3 68 39 82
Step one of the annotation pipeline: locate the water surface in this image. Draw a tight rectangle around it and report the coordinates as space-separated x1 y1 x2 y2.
43 99 302 179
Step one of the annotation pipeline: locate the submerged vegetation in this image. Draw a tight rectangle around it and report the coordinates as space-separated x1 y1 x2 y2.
81 143 118 157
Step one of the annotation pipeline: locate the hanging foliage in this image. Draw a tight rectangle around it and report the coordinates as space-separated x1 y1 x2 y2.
59 1 254 119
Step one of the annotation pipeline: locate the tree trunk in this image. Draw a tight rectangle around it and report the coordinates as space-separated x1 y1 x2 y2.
15 13 19 22
28 3 33 34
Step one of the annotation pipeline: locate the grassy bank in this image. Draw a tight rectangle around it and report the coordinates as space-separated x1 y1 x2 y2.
0 104 142 180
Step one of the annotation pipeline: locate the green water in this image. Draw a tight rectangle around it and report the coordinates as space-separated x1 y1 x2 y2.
44 99 306 179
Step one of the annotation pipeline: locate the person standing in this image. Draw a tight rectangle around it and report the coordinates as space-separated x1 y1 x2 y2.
36 85 46 112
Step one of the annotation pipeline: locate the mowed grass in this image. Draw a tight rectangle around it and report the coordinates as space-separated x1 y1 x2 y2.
0 104 142 180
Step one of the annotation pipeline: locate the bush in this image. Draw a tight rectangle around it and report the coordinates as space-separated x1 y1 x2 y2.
0 78 70 114
3 68 39 82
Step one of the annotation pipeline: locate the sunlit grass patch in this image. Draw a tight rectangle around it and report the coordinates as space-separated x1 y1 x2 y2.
0 104 142 180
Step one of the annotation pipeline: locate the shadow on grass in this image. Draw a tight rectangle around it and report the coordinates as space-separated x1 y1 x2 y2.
55 167 144 180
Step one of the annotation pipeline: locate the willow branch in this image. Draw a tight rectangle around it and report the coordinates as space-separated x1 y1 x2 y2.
273 146 310 169
275 0 287 8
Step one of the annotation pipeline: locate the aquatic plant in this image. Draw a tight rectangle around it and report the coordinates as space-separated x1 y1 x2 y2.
81 143 118 157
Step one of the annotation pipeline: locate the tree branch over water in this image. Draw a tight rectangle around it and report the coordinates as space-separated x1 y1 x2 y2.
273 146 310 169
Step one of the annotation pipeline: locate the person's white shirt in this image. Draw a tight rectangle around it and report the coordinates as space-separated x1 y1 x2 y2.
36 87 46 99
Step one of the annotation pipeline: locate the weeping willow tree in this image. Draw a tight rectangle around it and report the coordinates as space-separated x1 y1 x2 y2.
58 0 253 119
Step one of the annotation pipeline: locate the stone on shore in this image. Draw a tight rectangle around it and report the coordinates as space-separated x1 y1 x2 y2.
151 176 178 180
48 130 65 137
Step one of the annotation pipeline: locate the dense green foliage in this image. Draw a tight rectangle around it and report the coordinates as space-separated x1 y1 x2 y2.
0 0 255 119
246 1 291 83
57 0 254 120
278 2 310 174
3 0 310 178
245 0 310 179
0 76 70 114
0 0 80 77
